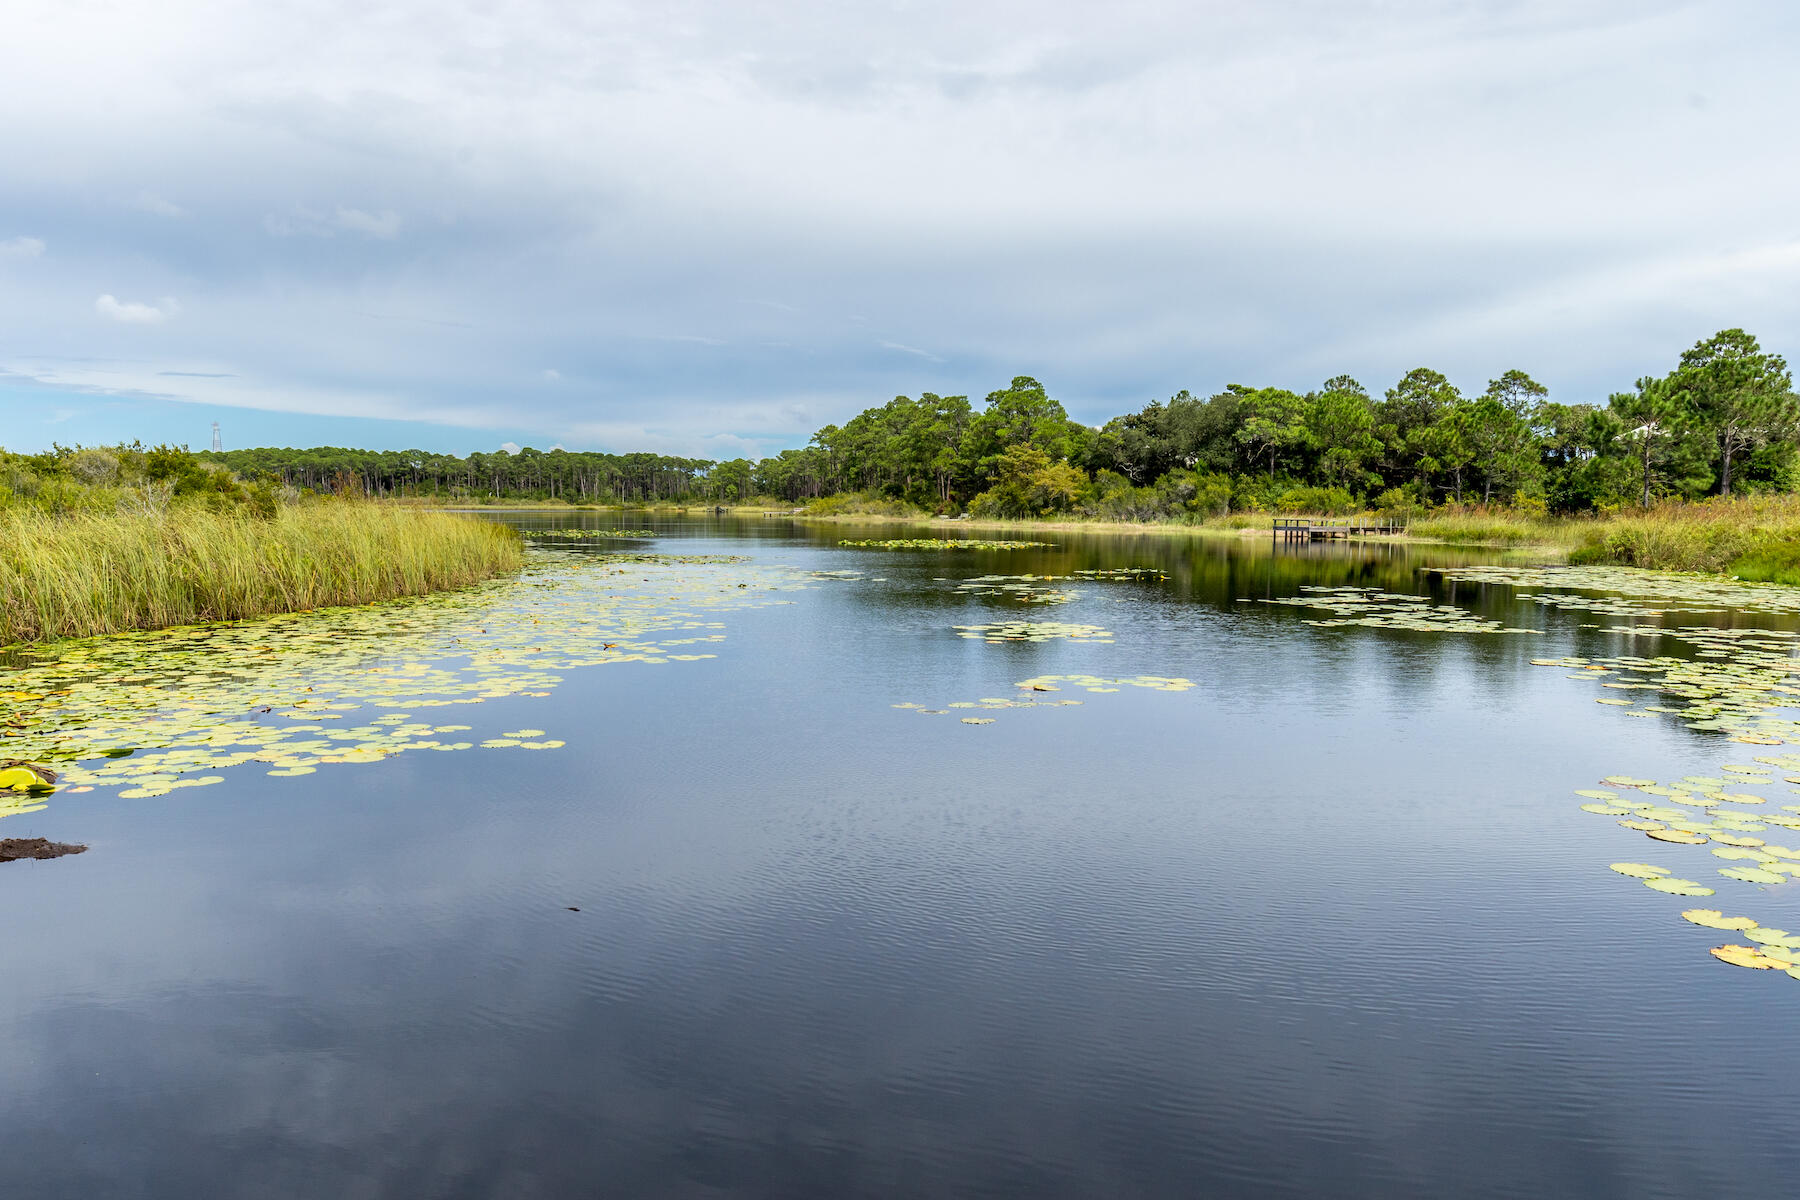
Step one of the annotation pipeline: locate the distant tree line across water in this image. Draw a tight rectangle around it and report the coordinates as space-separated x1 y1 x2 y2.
185 326 1795 518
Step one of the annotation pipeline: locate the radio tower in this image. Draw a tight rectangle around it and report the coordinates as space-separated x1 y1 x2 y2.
211 421 222 452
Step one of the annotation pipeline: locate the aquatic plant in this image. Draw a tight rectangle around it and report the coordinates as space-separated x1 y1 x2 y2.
1260 586 1537 633
894 674 1194 724
838 538 1053 550
951 621 1113 644
0 504 524 645
0 552 819 821
521 529 658 539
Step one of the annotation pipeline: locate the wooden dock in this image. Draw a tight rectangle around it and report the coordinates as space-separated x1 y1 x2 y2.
1272 517 1407 542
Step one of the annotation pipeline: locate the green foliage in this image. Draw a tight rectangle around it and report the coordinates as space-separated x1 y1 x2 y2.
1673 328 1796 497
970 444 1088 518
1234 387 1309 480
1273 485 1358 515
0 443 287 517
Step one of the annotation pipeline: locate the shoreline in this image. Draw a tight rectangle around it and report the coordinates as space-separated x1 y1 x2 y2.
774 510 1571 557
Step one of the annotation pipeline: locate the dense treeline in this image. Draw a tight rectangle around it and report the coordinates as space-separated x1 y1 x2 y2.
755 328 1797 519
8 327 1792 521
196 446 730 504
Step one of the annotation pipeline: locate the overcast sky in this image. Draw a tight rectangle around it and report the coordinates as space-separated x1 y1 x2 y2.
2 0 1797 458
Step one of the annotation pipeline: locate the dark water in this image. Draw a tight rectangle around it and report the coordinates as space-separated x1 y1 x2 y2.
4 516 1798 1198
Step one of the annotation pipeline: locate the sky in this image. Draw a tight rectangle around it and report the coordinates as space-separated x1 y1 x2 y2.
2 0 1798 459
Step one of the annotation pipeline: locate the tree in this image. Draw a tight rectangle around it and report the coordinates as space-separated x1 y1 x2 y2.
968 376 1076 477
1675 329 1795 497
1468 369 1547 503
1233 387 1309 480
1611 376 1686 508
1381 368 1463 494
1306 376 1381 491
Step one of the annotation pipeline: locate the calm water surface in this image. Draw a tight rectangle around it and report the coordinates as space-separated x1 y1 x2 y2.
4 516 1798 1198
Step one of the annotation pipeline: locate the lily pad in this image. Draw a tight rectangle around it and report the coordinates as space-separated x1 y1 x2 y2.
1711 944 1781 969
1644 877 1715 896
1682 909 1759 930
1719 866 1787 884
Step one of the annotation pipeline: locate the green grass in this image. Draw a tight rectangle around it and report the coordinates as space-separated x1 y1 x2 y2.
1406 511 1573 545
0 503 523 645
1405 496 1800 576
1562 498 1800 577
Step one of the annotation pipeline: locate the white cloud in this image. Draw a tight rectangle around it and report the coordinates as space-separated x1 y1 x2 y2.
498 441 520 454
264 205 401 239
94 294 180 324
1 0 1797 453
541 368 562 382
332 207 401 238
880 340 944 363
128 192 187 218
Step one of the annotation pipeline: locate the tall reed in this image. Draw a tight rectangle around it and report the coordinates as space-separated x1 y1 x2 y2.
0 503 523 645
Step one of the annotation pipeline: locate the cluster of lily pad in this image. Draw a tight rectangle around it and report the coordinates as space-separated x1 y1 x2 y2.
1071 568 1168 582
1527 643 1800 740
1257 587 1538 634
951 575 1078 605
894 674 1195 723
1426 564 1800 977
1429 564 1800 616
838 539 1052 550
951 621 1114 644
521 529 658 540
1588 764 1800 979
0 551 823 818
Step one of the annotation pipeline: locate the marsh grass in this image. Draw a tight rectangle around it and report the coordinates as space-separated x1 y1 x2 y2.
1563 497 1800 579
0 503 523 645
1415 498 1800 577
1407 511 1578 546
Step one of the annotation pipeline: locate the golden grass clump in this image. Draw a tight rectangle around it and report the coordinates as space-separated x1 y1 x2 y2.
1567 496 1800 580
0 503 523 645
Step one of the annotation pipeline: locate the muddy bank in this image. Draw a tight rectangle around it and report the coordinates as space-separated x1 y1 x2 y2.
0 838 87 862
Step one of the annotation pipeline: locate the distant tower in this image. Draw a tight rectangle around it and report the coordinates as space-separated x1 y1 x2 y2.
211 421 222 453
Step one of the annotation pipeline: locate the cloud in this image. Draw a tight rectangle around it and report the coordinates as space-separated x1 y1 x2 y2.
95 295 180 324
128 193 187 218
498 441 520 454
332 207 401 238
264 205 401 239
880 340 944 363
1 0 1797 454
541 368 562 382
0 236 44 259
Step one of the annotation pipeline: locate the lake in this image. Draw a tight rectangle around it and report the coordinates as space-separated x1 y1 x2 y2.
4 515 1799 1198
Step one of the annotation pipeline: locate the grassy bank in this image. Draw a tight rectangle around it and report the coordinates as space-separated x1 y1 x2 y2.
794 497 1800 582
0 504 523 645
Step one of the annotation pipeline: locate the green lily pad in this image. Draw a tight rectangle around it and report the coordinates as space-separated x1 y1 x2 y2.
1644 877 1715 896
1719 866 1787 884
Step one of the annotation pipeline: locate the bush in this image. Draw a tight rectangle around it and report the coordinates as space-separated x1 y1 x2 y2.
1274 485 1358 515
970 445 1089 518
801 492 925 517
1370 487 1424 518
